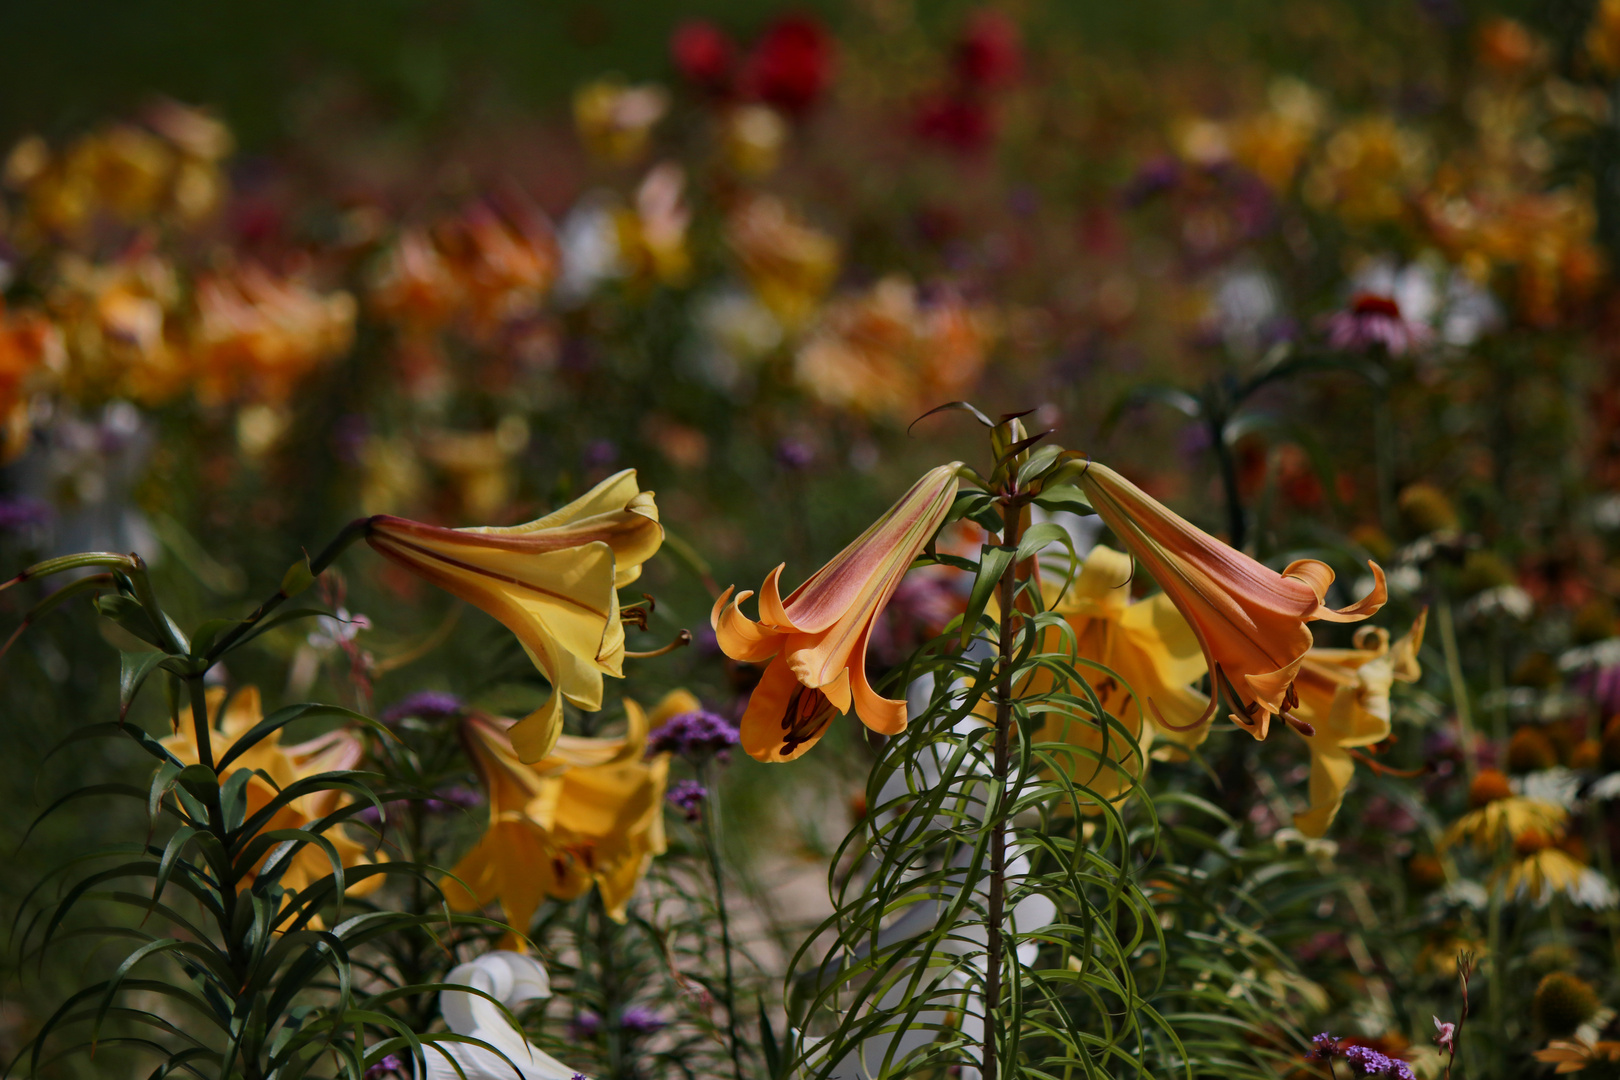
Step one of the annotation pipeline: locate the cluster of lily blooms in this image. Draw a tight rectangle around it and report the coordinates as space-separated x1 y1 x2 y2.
245 444 1403 925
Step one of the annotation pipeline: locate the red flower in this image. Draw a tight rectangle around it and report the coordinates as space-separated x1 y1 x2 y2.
953 10 1022 90
671 19 736 93
741 13 836 116
915 93 996 154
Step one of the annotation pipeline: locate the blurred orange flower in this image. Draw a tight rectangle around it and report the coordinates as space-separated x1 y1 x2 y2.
726 194 839 328
190 263 356 406
795 276 994 423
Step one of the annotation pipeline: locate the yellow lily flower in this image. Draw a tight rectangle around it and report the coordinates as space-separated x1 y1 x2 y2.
161 686 381 901
1034 545 1211 807
445 693 685 933
367 469 663 762
1074 461 1386 740
1290 610 1427 838
712 464 960 762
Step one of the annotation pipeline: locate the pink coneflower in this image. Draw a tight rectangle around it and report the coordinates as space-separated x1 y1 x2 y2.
1324 293 1432 356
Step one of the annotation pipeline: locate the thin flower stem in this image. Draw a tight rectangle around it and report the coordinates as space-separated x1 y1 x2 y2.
984 498 1025 1080
204 516 371 665
1437 599 1477 782
701 758 744 1080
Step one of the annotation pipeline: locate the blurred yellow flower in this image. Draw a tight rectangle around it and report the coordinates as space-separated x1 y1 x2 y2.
794 276 994 422
1231 78 1325 191
445 698 677 933
1291 611 1427 838
367 469 663 762
1443 796 1567 854
161 687 381 904
713 463 960 762
614 163 691 287
1034 544 1210 808
1303 116 1431 224
4 104 230 245
722 105 789 177
573 78 670 164
49 253 187 405
726 194 839 328
418 417 531 521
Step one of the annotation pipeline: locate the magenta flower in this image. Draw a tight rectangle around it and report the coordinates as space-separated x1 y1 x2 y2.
1324 293 1432 356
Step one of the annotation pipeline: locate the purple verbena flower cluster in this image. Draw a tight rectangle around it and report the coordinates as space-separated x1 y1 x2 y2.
667 779 708 821
1307 1034 1414 1079
647 709 739 761
364 1054 404 1079
380 690 464 725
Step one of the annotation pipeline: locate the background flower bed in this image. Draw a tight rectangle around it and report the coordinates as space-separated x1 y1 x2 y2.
3 0 1620 1076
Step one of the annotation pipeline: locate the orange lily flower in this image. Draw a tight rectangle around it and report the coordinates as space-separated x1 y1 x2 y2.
1074 461 1387 740
1290 611 1426 837
367 469 662 762
712 463 961 762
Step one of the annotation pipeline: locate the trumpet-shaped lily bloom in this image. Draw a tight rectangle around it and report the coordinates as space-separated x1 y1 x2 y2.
162 686 380 901
1290 612 1426 837
367 469 662 762
712 463 961 762
1074 461 1387 740
1034 545 1211 807
444 692 682 934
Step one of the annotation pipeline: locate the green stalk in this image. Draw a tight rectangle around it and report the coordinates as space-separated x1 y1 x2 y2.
1437 600 1477 782
701 758 744 1080
204 517 372 665
983 498 1025 1080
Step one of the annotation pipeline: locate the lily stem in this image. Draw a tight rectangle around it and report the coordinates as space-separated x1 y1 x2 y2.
203 517 372 665
701 758 745 1080
984 498 1024 1080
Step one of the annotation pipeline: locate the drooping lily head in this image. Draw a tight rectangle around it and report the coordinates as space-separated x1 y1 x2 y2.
712 462 961 762
1074 461 1387 740
446 699 674 934
366 468 662 762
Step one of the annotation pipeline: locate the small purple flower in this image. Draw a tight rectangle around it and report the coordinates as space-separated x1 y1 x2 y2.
583 438 619 469
423 785 483 814
0 496 51 533
1307 1032 1341 1061
774 438 815 470
364 1053 404 1079
1343 1045 1414 1079
647 710 740 762
1323 294 1431 357
667 780 708 821
1122 155 1181 207
381 691 463 725
571 1011 601 1040
619 1006 666 1037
